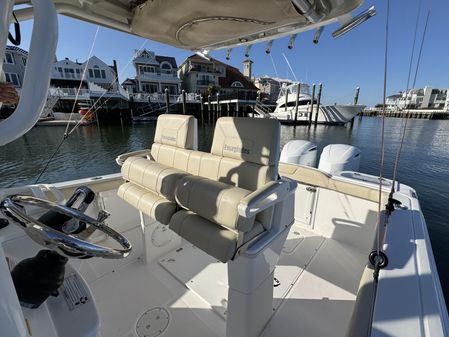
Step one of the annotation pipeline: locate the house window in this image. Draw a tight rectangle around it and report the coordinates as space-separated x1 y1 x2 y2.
163 84 177 95
231 81 244 88
101 70 106 79
64 68 75 79
141 83 159 93
88 69 93 77
160 62 172 74
4 52 14 64
140 65 155 74
5 73 20 86
93 66 101 78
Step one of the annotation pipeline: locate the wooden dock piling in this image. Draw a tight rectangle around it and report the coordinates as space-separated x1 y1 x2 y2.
294 83 300 125
309 84 315 125
182 90 187 115
314 83 322 126
165 88 170 114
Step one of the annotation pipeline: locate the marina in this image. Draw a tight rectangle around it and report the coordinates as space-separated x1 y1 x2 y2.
1 0 449 337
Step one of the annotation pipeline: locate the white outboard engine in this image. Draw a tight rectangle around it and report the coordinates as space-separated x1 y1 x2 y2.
280 140 317 167
318 144 361 174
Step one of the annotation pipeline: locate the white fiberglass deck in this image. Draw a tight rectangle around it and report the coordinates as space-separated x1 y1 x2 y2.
86 224 366 337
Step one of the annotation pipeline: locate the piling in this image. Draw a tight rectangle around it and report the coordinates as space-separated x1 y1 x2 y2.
314 83 322 126
165 88 170 114
216 93 220 121
208 95 211 124
350 87 360 127
309 84 315 125
354 87 360 105
294 83 300 125
200 96 204 124
182 90 187 115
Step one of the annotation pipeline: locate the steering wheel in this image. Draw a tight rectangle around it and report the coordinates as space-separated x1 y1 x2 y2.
0 194 132 259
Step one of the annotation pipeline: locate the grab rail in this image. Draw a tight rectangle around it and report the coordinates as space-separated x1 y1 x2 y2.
0 0 58 146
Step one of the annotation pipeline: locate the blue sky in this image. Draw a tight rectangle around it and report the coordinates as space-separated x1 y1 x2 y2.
11 0 447 106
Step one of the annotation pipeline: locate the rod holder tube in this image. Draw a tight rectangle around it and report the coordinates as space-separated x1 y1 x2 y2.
313 26 324 44
332 6 376 39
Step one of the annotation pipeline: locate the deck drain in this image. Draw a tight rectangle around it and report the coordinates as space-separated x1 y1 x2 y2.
136 307 170 337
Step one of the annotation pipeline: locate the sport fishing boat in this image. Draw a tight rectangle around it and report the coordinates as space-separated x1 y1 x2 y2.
260 82 365 125
1 1 448 337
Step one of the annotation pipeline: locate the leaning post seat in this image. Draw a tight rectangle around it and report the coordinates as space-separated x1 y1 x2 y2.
117 114 197 225
168 117 295 263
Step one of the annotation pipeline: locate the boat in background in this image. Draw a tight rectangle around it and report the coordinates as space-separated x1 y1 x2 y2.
257 82 365 125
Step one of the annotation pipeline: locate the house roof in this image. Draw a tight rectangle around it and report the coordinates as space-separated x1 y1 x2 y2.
122 78 137 85
155 56 177 68
6 45 28 56
181 54 257 90
219 65 257 90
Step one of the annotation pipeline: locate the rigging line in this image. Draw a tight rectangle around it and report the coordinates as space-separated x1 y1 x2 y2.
34 132 67 184
390 0 423 190
367 5 391 331
269 53 280 80
282 53 298 82
64 26 100 136
376 0 390 257
35 27 100 184
67 39 148 135
390 2 431 191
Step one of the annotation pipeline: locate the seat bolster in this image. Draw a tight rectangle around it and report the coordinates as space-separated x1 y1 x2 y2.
169 210 238 263
122 157 189 202
118 182 176 225
175 175 255 232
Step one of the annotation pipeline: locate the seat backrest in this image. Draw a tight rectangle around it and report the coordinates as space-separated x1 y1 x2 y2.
150 114 197 165
208 117 280 190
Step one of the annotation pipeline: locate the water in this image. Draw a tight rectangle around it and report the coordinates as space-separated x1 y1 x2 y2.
1 117 448 305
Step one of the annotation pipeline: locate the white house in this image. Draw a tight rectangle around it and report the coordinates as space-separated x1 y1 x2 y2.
51 56 118 91
123 49 181 95
385 86 449 110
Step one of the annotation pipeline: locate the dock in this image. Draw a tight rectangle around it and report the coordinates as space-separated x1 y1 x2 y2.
361 108 449 120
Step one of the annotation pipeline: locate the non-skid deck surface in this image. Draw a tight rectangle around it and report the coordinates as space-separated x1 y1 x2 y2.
89 225 367 337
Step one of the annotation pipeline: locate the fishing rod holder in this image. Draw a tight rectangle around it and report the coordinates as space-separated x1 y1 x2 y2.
332 6 376 39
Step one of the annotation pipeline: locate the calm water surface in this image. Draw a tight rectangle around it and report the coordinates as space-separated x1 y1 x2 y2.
1 117 448 303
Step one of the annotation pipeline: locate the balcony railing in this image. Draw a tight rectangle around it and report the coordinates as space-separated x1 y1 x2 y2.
197 80 214 86
53 73 83 80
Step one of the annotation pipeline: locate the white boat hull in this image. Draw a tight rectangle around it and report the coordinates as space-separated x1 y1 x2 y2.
268 104 365 125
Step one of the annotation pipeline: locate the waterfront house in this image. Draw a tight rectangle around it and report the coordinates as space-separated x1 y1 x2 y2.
49 56 125 113
254 76 293 104
2 45 28 90
124 49 181 95
385 86 449 110
178 55 258 99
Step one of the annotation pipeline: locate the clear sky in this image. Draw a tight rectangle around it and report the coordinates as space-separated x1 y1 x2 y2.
11 0 447 106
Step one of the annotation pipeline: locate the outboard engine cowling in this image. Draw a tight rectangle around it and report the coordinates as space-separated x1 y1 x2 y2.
318 144 361 174
280 140 317 167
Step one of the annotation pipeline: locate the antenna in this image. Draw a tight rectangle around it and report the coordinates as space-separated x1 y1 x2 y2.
282 53 298 82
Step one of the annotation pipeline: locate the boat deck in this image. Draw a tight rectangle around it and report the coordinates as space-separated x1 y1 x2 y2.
88 225 367 337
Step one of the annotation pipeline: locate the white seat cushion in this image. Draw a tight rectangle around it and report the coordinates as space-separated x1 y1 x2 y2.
122 157 189 202
169 210 264 263
175 175 255 232
118 182 176 225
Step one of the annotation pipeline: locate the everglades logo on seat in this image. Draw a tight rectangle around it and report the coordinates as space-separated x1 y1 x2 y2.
224 144 250 155
162 135 177 142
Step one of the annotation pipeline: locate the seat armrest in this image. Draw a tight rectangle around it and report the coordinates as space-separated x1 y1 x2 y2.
115 149 152 166
238 178 297 218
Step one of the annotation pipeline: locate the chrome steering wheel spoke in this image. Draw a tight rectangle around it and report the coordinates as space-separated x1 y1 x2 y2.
0 195 132 259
